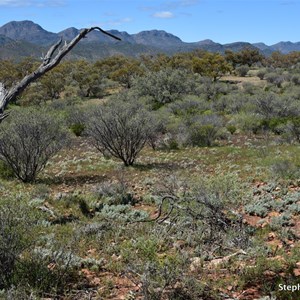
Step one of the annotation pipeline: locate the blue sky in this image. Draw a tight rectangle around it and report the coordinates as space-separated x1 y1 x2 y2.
0 0 299 45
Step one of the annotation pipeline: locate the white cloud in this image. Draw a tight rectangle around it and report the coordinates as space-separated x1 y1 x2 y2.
0 0 65 7
0 0 29 6
152 11 174 19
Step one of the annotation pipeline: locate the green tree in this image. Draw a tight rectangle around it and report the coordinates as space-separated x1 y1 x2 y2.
132 68 197 107
0 60 19 89
225 48 264 68
110 59 144 88
192 52 232 81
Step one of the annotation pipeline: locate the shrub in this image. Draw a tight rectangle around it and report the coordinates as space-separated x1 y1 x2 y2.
0 199 36 289
70 123 85 136
257 69 267 80
232 112 263 134
87 99 155 166
132 68 197 107
167 97 209 118
226 124 237 134
94 179 136 206
264 72 285 87
186 114 223 147
235 65 250 77
281 117 300 143
12 239 86 297
0 108 69 182
196 78 233 101
66 105 89 136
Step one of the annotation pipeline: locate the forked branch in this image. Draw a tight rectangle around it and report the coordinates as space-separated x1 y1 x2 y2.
0 26 121 121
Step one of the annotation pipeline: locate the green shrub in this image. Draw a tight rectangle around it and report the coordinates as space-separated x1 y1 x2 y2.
235 65 250 77
226 124 237 134
132 68 197 106
94 180 136 206
232 112 263 134
186 114 223 147
70 123 85 136
0 108 69 182
96 204 148 222
257 69 266 80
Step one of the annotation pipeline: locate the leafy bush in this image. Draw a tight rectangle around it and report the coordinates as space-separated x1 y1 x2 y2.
255 93 299 121
96 204 149 222
132 68 197 107
196 78 234 101
94 179 136 206
232 112 263 134
264 72 285 87
257 68 267 80
185 114 223 146
235 65 250 77
65 105 89 136
226 124 237 134
167 97 209 118
0 108 69 182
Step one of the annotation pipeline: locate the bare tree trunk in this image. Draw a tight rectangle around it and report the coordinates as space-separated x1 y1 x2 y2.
0 27 121 122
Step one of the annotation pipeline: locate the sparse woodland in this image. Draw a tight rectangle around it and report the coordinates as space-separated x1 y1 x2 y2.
1 47 300 299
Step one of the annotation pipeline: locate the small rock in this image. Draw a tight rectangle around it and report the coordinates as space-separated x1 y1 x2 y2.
190 257 202 272
293 268 300 277
263 270 276 277
267 232 276 241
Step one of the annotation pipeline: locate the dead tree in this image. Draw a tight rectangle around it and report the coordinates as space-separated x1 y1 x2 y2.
0 27 121 122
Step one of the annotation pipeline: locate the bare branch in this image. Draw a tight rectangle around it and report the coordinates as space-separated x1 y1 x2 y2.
129 195 177 224
0 26 121 122
42 38 62 65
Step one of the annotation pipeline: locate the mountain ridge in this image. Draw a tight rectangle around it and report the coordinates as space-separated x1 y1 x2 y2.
1 20 299 61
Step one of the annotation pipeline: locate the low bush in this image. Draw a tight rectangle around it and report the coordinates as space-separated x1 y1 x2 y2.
87 98 155 166
185 114 223 146
0 108 69 182
235 65 250 77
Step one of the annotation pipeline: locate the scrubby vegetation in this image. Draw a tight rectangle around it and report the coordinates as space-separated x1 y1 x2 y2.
1 48 300 299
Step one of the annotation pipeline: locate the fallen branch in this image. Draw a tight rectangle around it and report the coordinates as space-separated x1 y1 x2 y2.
129 195 177 224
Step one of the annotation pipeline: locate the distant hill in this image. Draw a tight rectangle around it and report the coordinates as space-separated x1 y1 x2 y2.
1 20 300 61
0 20 58 46
270 41 300 54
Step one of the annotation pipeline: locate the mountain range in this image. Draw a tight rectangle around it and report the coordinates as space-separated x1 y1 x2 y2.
0 20 300 61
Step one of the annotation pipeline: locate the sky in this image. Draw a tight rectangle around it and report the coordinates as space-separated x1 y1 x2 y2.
0 0 299 45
